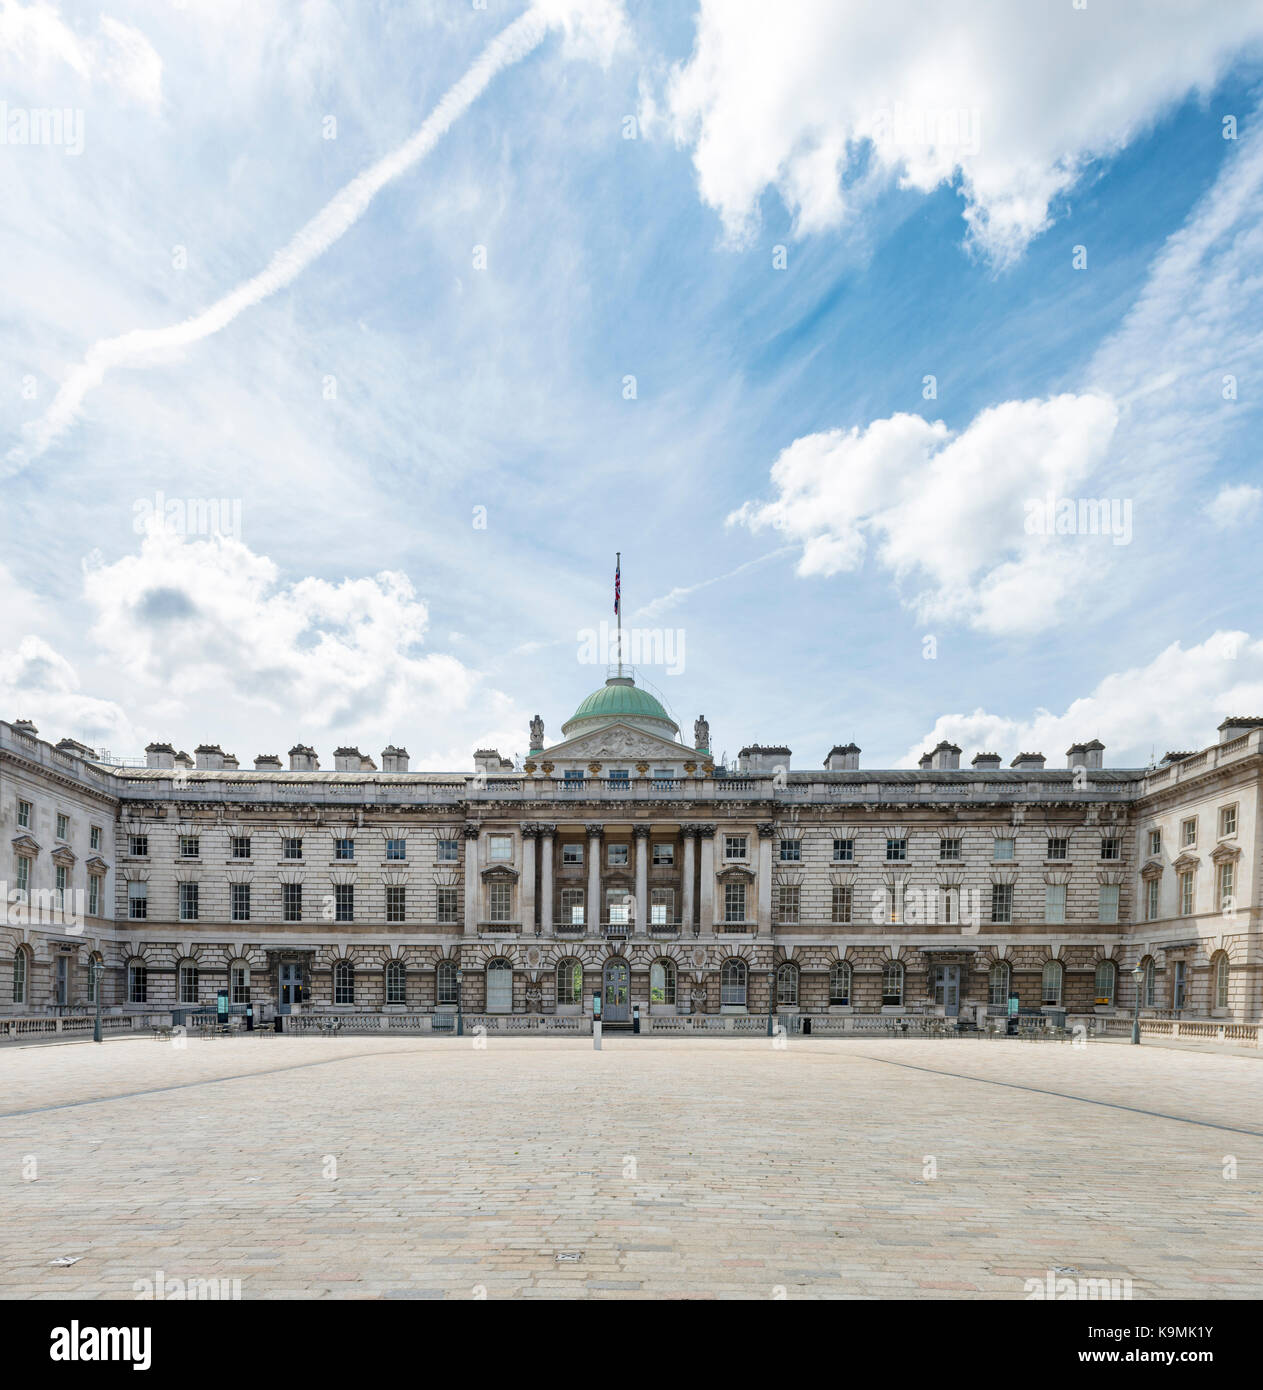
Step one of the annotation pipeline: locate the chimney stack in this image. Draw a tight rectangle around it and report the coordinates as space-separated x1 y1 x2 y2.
381 745 410 773
1217 716 1263 743
930 740 961 770
254 754 282 770
145 741 176 770
971 752 1001 769
12 719 38 737
824 742 861 770
194 743 225 771
289 744 319 772
1010 752 1046 770
1065 742 1086 768
918 752 933 770
736 744 791 773
333 746 364 772
1081 739 1104 770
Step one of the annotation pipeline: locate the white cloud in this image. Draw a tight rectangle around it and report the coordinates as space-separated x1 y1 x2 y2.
0 2 163 108
902 631 1263 769
666 0 1263 262
0 635 134 747
1205 483 1263 529
729 393 1120 635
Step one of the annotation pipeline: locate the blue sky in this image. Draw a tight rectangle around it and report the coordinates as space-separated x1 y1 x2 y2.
2 0 1263 770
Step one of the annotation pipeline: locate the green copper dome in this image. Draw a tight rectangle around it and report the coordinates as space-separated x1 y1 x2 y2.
561 677 679 737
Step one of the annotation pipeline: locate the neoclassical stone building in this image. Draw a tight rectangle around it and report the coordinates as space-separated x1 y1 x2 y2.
2 678 1261 1025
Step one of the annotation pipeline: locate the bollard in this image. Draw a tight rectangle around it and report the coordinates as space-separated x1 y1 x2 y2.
593 1019 602 1051
632 1003 640 1035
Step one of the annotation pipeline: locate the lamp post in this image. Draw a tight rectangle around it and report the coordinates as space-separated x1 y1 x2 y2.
1131 963 1145 1045
767 964 776 1037
455 967 464 1038
90 958 104 1044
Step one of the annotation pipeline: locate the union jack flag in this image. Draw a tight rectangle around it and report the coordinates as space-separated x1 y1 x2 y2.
614 558 620 615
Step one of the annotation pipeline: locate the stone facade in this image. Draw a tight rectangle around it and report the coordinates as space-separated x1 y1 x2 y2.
3 688 1261 1023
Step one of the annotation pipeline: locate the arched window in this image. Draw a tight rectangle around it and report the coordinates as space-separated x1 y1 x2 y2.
334 960 355 1005
230 960 251 1005
127 959 148 1004
649 958 676 1006
1142 956 1156 1008
1214 952 1230 1011
178 960 199 1005
556 958 583 1007
829 960 851 1006
720 958 747 1007
385 960 406 1005
12 945 30 1005
1094 959 1116 1005
1041 960 1063 1006
988 961 1010 1008
486 959 513 1014
436 959 459 1005
882 961 904 1007
775 961 799 1007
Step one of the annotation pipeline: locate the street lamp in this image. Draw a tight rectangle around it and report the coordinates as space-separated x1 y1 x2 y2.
90 957 104 1044
455 967 464 1038
1131 962 1145 1045
767 964 776 1037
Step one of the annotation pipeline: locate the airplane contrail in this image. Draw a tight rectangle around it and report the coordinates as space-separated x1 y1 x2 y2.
6 5 555 473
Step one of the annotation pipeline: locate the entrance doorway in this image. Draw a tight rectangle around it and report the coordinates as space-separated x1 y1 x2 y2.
603 958 630 1022
933 964 960 1017
278 962 302 1012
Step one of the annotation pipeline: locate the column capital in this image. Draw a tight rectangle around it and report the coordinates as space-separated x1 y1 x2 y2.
586 823 605 839
533 822 557 838
757 823 777 838
463 822 481 839
632 824 653 839
691 823 717 838
521 822 540 838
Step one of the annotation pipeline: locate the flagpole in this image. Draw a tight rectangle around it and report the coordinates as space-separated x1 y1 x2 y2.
615 550 622 679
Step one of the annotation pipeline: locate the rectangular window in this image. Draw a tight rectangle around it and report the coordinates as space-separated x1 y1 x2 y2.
776 884 800 924
488 882 512 922
991 883 1013 924
832 838 854 862
562 843 584 866
1219 804 1238 838
335 884 354 922
831 883 853 924
128 880 148 919
885 838 907 861
179 964 199 1005
724 835 748 861
231 836 251 859
607 889 630 925
724 881 746 923
564 769 585 784
650 888 674 924
436 837 459 863
885 885 901 924
179 835 200 858
1044 883 1066 924
437 886 460 925
1218 861 1235 912
16 857 29 894
607 769 630 786
779 839 800 862
1179 870 1194 916
128 965 148 1004
231 966 250 1005
1100 838 1121 861
230 883 251 922
283 837 303 860
179 882 199 921
385 838 407 861
607 842 629 867
652 842 674 867
334 838 355 861
55 863 67 906
129 834 149 857
939 838 962 861
386 966 406 1005
283 883 302 922
88 876 100 916
56 813 69 840
1145 878 1159 922
1181 817 1197 848
1098 884 1120 924
1046 838 1068 860
1147 829 1161 856
488 835 513 862
386 885 406 922
90 825 101 851
993 838 1014 862
561 888 584 925
16 799 31 828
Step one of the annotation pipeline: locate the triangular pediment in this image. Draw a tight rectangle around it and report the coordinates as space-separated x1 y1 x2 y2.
535 722 707 767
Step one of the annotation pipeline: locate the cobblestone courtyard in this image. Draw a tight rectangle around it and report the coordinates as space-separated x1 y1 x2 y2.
2 1034 1261 1300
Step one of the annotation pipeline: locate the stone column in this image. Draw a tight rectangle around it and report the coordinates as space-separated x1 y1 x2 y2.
521 823 538 935
538 824 555 936
698 824 716 933
681 826 697 932
633 825 651 932
463 823 480 934
587 824 604 934
757 823 775 934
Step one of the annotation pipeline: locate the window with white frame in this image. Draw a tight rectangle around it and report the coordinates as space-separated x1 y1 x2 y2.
89 825 101 851
1098 884 1119 924
1148 829 1161 856
1046 837 1068 860
775 962 799 1007
1145 877 1159 921
283 883 302 922
832 838 854 861
1173 960 1187 1010
1143 957 1156 1008
1041 960 1063 1006
724 835 747 861
556 958 583 1006
991 883 1012 924
561 888 584 925
16 799 30 828
486 960 513 1013
1100 837 1121 861
1178 870 1194 916
988 961 1010 1008
128 880 148 919
488 881 512 922
335 884 354 922
831 884 852 924
650 887 674 924
488 835 513 862
56 812 69 840
231 883 251 922
885 838 906 861
1219 804 1238 838
1044 883 1066 924
436 960 459 1005
1215 953 1230 1010
283 837 303 860
179 835 200 858
12 947 28 1003
334 837 355 861
55 863 67 907
885 885 901 924
179 963 199 1004
231 963 250 1004
607 842 629 867
437 887 460 925
776 884 799 924
128 961 147 1003
88 875 100 917
1180 817 1197 847
720 958 746 1006
129 834 149 857
86 955 99 1004
1094 959 1116 1004
385 960 406 1005
1218 861 1235 912
231 836 251 859
881 962 904 1007
385 838 406 861
333 960 354 1005
386 885 406 923
993 837 1014 861
561 843 583 866
436 838 459 863
724 881 746 923
779 839 800 862
179 881 199 921
650 959 676 1005
606 889 631 925
652 842 674 867
829 960 851 1005
15 856 29 896
939 838 961 861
